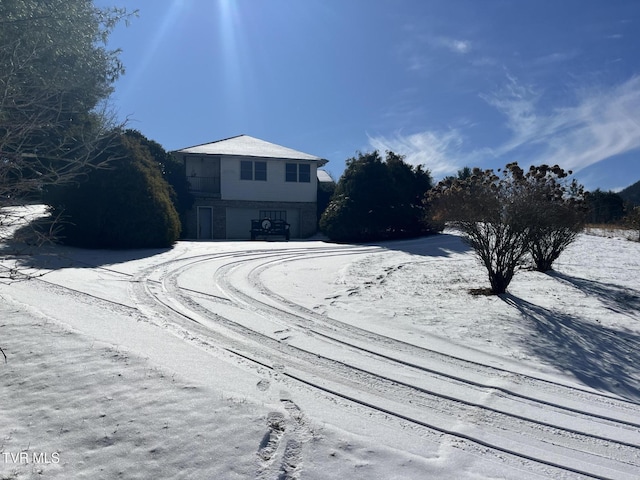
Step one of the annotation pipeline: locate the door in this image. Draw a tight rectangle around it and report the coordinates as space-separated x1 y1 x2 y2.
197 206 213 239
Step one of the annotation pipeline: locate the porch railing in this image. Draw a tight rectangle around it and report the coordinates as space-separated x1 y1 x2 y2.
188 176 220 194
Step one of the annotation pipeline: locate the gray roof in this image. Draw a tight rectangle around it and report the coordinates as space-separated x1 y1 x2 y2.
317 169 334 183
175 134 328 165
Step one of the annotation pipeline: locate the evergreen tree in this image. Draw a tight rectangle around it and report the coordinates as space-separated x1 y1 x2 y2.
586 189 625 224
316 174 336 227
626 206 640 242
47 131 181 248
123 130 193 235
320 151 437 241
320 151 391 241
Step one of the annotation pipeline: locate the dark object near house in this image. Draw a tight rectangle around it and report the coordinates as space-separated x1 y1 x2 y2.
250 218 290 241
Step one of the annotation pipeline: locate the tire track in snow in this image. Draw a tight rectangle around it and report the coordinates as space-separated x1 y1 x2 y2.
239 251 640 421
16 245 639 479
126 246 640 480
249 251 640 402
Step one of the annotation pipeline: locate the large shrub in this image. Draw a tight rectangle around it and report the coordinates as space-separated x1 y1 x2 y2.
320 151 438 241
47 131 181 249
509 164 586 272
429 163 585 293
430 167 529 294
124 130 193 236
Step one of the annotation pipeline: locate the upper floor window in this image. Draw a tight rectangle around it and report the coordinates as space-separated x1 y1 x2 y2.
240 161 252 180
285 163 311 183
285 163 297 182
299 164 310 182
240 160 267 181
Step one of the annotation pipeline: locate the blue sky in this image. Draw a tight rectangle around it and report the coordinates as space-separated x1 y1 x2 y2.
100 0 640 191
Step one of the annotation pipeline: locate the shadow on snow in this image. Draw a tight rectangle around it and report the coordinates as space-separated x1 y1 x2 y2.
365 232 472 258
1 219 172 273
0 243 171 277
503 293 640 402
548 271 640 319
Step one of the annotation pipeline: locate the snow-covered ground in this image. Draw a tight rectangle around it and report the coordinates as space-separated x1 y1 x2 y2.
1 224 639 479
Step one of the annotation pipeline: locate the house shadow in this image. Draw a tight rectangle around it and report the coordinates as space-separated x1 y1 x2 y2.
547 271 640 318
502 294 640 402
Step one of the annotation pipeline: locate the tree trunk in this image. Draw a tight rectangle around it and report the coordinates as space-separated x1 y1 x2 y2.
489 270 512 294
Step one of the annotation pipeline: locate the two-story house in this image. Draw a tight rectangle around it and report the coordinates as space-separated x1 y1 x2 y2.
173 135 328 239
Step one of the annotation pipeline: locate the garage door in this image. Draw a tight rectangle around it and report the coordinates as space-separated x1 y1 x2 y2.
225 208 257 239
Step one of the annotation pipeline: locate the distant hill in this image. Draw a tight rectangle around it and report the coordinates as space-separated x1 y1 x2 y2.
619 180 640 206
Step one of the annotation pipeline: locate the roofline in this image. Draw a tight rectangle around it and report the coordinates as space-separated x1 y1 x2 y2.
171 134 328 165
173 150 328 166
171 134 246 153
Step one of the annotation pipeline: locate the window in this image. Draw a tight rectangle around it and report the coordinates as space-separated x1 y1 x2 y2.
240 160 267 181
285 163 297 182
254 161 267 181
240 161 253 180
285 163 311 183
299 164 310 183
260 210 286 221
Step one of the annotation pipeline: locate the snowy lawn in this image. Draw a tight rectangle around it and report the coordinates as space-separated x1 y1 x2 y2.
1 227 640 479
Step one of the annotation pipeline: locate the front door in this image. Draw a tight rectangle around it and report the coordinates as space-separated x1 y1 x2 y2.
197 206 213 239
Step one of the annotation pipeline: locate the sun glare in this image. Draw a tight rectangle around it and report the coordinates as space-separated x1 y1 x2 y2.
118 0 187 102
215 0 250 122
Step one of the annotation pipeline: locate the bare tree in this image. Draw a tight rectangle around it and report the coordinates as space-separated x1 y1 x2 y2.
508 163 586 272
429 163 585 293
429 167 530 294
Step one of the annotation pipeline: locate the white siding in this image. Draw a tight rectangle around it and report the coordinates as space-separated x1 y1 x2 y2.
221 157 318 202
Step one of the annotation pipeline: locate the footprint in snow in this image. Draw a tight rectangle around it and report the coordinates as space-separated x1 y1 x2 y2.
256 379 270 391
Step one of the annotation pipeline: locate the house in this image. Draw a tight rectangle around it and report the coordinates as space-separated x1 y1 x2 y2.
172 134 328 239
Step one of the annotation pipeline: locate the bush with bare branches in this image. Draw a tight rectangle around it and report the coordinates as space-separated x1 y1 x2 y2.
507 163 586 272
429 163 586 293
429 167 530 294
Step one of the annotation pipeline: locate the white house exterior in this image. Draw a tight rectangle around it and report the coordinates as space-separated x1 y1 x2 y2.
173 135 328 239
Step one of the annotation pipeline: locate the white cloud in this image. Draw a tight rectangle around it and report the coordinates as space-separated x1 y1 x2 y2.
482 74 640 173
480 74 541 143
438 37 472 54
367 130 463 176
532 51 580 66
367 75 640 183
407 54 430 72
399 32 472 73
471 56 499 67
